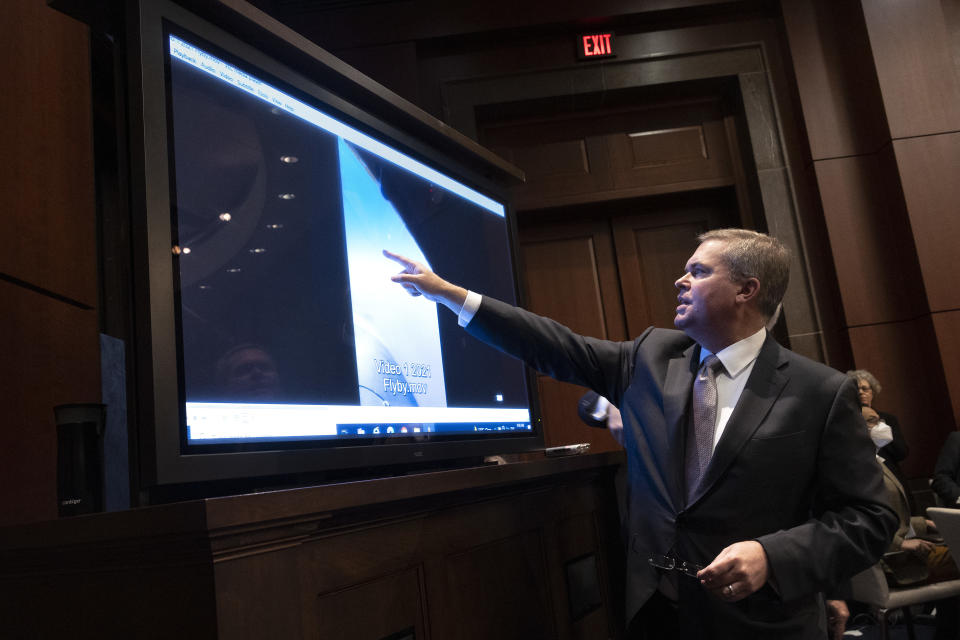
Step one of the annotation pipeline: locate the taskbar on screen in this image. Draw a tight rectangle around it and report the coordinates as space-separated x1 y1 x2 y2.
335 422 533 437
185 401 532 444
187 422 532 445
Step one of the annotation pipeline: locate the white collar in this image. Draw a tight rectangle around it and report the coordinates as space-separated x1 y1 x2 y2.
699 327 766 378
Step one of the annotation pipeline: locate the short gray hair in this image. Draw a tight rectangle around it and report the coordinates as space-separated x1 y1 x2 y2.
697 228 790 319
847 369 881 395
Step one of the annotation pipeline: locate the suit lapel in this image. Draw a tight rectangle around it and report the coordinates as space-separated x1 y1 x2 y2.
688 335 789 506
664 343 699 507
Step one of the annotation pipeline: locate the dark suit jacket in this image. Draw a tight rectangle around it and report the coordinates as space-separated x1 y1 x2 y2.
467 297 896 639
932 432 960 506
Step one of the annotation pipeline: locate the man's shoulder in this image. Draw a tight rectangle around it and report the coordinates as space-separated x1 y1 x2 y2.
639 327 695 349
769 338 848 387
632 327 696 364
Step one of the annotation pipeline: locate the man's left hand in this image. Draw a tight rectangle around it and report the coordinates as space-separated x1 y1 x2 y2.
697 541 770 602
825 599 850 640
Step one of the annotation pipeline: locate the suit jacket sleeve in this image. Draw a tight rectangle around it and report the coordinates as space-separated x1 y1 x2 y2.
932 432 960 506
465 296 641 409
756 377 897 600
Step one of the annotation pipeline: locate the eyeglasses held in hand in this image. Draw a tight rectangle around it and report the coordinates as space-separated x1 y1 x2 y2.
648 554 704 578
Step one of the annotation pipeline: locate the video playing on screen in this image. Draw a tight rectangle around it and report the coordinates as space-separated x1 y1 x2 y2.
164 32 532 445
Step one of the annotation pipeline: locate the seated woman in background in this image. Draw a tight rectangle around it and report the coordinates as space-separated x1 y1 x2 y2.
848 369 910 480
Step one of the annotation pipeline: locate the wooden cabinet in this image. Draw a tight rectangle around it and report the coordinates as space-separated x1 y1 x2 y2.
0 453 624 639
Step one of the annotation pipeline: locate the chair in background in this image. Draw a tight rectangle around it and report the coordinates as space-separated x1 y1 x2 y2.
847 510 960 640
928 507 960 551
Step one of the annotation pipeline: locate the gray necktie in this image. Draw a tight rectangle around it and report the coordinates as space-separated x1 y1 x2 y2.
686 354 723 499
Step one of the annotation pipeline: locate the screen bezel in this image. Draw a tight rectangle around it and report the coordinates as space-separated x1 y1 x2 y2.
127 0 543 489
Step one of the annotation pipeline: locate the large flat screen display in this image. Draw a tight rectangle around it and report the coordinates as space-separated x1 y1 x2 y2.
129 1 539 489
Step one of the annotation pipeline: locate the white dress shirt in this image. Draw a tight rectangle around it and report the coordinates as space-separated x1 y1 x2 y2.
700 327 767 452
458 290 483 327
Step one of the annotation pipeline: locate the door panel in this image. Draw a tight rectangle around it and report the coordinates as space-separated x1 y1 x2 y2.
520 227 624 340
519 219 626 452
605 107 734 190
484 97 736 211
613 220 706 336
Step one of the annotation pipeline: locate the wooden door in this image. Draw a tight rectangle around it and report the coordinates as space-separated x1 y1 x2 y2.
518 217 627 452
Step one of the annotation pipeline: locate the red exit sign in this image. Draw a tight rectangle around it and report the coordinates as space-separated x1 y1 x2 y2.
577 32 615 60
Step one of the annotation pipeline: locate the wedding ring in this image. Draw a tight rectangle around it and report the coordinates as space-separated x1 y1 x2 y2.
725 584 734 596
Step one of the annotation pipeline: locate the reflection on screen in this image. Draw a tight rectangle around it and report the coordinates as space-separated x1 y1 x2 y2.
165 33 531 445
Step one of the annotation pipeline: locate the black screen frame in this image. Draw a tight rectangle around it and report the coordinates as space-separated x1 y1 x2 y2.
125 0 543 492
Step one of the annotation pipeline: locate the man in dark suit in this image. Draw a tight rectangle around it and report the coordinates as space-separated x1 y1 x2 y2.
385 228 895 639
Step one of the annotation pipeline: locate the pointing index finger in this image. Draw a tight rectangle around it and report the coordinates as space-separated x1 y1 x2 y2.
382 249 414 268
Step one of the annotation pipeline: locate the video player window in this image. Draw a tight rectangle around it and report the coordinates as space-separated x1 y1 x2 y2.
165 32 532 446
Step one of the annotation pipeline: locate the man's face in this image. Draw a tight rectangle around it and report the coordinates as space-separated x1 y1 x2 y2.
856 379 874 407
674 240 742 339
222 347 280 398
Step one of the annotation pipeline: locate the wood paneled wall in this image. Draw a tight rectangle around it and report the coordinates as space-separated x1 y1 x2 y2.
0 0 100 525
781 0 960 477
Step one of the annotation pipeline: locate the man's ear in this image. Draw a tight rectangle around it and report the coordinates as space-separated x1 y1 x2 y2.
736 278 761 304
